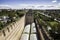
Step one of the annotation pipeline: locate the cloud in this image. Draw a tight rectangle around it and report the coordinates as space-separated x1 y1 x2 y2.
0 5 12 9
52 0 57 3
58 3 60 5
0 4 60 9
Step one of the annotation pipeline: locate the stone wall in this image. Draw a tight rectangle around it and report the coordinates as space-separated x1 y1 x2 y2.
25 12 34 25
0 16 25 40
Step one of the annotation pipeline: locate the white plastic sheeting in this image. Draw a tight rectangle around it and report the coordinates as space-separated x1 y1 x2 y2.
20 34 29 40
23 24 30 34
31 22 36 34
31 27 36 34
30 34 37 40
31 22 35 28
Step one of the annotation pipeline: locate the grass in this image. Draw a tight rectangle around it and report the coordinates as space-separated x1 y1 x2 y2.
47 21 58 27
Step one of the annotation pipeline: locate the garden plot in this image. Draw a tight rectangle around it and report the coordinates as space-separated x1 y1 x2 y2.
31 22 35 28
31 22 37 34
20 34 29 40
30 34 38 40
23 24 30 34
31 27 36 34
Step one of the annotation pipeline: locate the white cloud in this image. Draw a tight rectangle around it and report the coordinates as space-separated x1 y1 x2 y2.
0 4 60 9
58 3 60 5
0 4 13 9
52 0 57 3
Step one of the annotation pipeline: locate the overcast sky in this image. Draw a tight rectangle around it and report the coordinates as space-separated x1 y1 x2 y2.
0 0 60 9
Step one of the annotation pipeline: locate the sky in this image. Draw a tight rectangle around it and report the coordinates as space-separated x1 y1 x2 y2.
0 0 60 9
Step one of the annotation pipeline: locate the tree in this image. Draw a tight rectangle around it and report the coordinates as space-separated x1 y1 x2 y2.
57 23 60 33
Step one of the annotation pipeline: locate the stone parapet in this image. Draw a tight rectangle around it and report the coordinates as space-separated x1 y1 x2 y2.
0 15 25 40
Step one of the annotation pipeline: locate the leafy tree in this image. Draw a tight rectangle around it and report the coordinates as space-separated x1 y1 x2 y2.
57 23 60 33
